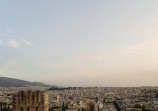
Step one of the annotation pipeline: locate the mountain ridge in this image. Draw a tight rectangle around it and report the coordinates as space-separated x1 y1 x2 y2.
0 77 53 87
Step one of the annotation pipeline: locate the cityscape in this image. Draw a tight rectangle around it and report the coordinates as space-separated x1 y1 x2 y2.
1 0 158 111
0 85 158 111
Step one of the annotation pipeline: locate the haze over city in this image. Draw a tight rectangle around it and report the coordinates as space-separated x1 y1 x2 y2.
0 0 158 87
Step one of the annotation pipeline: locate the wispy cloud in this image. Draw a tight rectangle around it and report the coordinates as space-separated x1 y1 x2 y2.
21 39 33 45
0 40 3 45
119 38 158 55
6 27 14 34
8 39 20 48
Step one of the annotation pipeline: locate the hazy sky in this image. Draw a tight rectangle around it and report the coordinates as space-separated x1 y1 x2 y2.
1 0 158 87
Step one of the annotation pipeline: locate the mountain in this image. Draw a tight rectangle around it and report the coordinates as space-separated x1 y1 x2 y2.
31 82 52 87
0 77 52 87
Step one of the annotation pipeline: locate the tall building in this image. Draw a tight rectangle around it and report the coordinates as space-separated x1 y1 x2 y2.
13 90 49 111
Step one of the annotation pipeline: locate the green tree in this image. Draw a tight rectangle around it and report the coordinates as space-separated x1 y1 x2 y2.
134 104 142 109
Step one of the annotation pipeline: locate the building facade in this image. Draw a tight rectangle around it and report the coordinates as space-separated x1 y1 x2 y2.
13 90 49 111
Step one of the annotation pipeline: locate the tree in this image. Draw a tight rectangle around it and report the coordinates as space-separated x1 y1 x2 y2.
134 104 142 109
49 107 54 111
155 93 158 98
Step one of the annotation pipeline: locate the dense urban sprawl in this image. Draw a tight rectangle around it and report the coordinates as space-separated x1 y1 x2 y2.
0 87 158 111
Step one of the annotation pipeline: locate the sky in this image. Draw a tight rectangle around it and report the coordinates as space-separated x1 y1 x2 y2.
0 0 158 87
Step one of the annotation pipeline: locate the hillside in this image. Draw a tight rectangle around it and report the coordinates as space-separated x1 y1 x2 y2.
0 77 52 87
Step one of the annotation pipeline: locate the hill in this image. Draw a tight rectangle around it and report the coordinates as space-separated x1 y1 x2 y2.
0 77 52 87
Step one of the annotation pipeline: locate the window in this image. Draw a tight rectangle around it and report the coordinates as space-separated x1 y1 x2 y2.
20 107 23 111
36 107 39 111
27 107 31 111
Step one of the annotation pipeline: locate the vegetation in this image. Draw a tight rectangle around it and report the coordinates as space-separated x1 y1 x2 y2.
134 104 142 109
48 87 84 91
134 104 151 111
1 107 12 111
49 107 54 111
48 87 71 91
0 102 12 111
155 93 158 98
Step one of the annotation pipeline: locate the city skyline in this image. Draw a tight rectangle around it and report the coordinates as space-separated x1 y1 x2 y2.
0 0 158 87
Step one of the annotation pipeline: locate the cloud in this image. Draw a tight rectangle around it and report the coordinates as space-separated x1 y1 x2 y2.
119 38 158 56
8 39 20 48
129 39 158 50
0 40 3 45
6 27 14 34
21 39 33 45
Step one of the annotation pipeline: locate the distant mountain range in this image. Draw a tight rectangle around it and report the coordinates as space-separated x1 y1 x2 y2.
0 77 53 87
